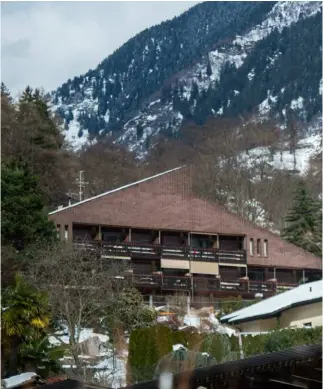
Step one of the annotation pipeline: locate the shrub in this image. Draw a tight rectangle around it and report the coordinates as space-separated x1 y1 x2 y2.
127 325 322 384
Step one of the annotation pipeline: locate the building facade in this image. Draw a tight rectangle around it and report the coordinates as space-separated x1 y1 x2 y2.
49 166 321 299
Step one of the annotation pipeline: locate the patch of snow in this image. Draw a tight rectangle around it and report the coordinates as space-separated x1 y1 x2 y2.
247 68 255 81
176 111 184 120
234 1 321 49
49 327 108 346
172 344 187 351
3 373 37 389
183 315 201 327
154 305 167 311
217 107 223 115
258 94 277 116
290 96 304 110
148 99 160 108
146 115 157 122
238 133 321 176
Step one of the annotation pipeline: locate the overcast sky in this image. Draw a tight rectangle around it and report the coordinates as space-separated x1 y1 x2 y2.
1 1 199 98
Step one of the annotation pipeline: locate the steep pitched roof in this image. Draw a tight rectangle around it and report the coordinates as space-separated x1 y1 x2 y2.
49 165 321 270
49 166 185 215
220 280 323 324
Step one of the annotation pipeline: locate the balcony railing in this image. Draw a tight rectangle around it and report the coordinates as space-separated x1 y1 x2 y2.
73 240 247 264
125 273 297 295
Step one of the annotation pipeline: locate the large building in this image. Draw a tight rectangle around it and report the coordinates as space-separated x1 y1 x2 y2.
49 166 321 299
220 280 322 332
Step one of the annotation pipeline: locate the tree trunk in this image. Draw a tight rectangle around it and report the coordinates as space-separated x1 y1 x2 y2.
8 335 20 376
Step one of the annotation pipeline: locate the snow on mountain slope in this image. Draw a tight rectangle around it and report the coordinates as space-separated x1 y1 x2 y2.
111 1 321 156
238 133 322 176
51 1 322 156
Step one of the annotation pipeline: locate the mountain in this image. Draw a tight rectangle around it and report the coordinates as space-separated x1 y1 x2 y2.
50 1 322 154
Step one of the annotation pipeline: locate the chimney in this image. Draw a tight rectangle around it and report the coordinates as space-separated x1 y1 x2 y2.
68 196 72 206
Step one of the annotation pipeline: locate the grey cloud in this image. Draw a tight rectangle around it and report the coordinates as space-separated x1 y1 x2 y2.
2 39 30 58
1 1 200 98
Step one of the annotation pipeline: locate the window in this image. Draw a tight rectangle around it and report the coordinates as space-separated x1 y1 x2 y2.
264 239 268 257
256 239 261 256
249 238 254 256
56 224 60 239
64 225 68 241
303 322 312 329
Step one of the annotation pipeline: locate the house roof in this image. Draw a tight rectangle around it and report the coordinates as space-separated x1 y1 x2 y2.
220 280 323 325
49 166 186 215
49 165 321 270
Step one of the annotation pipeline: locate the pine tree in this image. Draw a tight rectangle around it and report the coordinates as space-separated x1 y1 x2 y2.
1 163 56 251
1 82 13 103
281 182 320 256
16 86 67 206
206 57 213 77
136 123 144 140
190 81 199 102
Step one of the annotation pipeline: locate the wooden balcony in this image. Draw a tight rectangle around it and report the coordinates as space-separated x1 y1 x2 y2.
73 241 247 265
125 273 297 296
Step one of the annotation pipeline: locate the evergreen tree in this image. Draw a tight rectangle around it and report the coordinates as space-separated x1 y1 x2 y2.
15 86 67 206
206 57 213 77
281 182 321 256
136 123 144 140
1 83 12 103
1 163 56 251
190 81 199 102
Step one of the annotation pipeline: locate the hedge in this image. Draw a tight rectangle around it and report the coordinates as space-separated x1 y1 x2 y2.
127 325 322 384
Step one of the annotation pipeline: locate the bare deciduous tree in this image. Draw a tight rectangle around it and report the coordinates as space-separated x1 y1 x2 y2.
26 242 129 374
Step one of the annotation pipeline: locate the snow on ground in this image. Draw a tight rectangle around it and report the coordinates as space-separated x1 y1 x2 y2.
3 373 38 389
92 357 126 388
51 325 126 388
49 326 108 347
238 134 321 175
183 315 201 327
64 118 89 150
258 94 277 116
208 314 236 336
173 344 186 351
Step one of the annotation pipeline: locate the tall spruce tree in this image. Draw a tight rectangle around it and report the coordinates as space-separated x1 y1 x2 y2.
16 86 68 206
281 182 321 256
1 163 56 251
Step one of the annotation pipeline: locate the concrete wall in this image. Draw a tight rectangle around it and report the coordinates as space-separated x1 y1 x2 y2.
238 301 322 332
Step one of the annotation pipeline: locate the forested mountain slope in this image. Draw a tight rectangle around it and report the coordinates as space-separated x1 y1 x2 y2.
50 1 322 156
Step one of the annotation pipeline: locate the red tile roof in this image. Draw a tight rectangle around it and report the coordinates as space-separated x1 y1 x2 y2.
49 166 321 270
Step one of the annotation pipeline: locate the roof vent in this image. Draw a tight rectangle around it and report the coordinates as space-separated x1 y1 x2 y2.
57 205 64 210
309 287 312 292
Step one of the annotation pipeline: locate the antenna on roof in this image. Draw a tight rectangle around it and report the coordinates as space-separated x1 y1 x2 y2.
75 170 89 202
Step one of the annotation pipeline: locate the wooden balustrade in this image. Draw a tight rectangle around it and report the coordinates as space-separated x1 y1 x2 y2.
122 273 298 295
73 240 247 264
